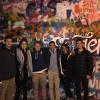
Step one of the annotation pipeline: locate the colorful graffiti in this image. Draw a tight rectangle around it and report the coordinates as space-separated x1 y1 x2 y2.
2 0 100 23
0 1 100 99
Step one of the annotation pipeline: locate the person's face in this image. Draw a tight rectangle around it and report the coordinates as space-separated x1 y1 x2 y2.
21 41 28 50
49 43 56 50
76 41 84 49
35 43 41 51
5 39 13 49
62 46 68 53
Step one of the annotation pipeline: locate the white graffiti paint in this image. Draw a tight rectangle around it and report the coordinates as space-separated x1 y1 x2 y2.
43 32 100 55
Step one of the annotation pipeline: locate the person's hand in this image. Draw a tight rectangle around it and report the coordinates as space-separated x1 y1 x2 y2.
0 82 2 85
86 75 91 79
61 70 64 75
61 68 66 75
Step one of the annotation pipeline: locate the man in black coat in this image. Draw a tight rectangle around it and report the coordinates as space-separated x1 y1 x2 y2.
72 39 93 100
0 36 16 100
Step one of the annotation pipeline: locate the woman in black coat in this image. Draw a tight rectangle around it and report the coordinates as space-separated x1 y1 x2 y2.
61 43 73 100
15 38 32 100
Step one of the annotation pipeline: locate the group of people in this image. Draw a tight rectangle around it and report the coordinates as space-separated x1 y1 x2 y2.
0 36 93 100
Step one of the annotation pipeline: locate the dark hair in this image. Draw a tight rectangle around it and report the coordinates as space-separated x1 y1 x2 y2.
34 41 42 46
76 38 83 43
61 43 70 54
49 41 55 46
61 43 69 49
20 38 28 45
19 38 28 50
5 35 13 41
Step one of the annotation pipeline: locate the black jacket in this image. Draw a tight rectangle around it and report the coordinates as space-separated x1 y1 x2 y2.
72 48 93 77
32 48 48 72
0 46 16 81
61 52 73 79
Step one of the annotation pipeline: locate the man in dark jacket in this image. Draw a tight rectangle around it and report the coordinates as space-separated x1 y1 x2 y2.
73 39 93 100
0 36 16 100
32 41 48 100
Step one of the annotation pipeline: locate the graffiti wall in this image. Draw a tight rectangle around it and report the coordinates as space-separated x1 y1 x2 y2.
0 0 100 99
